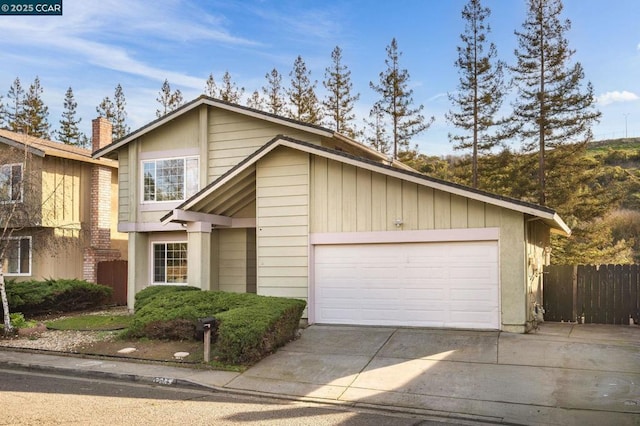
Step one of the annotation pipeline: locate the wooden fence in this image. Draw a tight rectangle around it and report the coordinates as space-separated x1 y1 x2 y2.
97 260 128 306
543 264 640 324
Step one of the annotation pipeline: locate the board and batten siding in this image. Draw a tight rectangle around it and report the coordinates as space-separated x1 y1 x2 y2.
217 228 249 293
118 148 130 223
208 109 321 180
256 147 309 301
310 157 503 233
40 157 87 230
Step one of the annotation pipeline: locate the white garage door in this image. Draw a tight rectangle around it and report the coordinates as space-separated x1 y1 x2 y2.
313 241 500 329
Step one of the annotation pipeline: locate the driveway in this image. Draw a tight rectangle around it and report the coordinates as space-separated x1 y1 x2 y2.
225 323 640 425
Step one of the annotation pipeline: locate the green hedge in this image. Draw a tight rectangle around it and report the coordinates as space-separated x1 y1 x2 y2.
133 285 201 311
3 279 112 317
127 286 306 364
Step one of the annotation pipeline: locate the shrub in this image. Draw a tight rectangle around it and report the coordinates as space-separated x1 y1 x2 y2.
126 286 306 364
3 279 112 317
134 285 201 311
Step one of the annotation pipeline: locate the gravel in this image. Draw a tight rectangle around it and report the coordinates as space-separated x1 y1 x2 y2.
0 329 115 352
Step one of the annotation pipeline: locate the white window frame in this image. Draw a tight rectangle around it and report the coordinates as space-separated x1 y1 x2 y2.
4 236 32 276
150 240 188 285
141 156 199 204
0 163 23 203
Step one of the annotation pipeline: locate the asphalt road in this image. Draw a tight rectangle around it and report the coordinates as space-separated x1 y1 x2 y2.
0 369 472 426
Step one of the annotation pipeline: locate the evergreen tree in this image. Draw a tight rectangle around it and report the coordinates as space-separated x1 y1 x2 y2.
446 0 507 188
57 87 85 147
510 0 600 205
246 90 264 111
6 78 26 133
22 76 51 138
287 56 322 124
322 46 360 137
370 38 434 159
262 68 286 115
96 96 115 121
156 79 183 118
204 73 218 97
364 103 391 154
113 84 130 139
218 71 244 103
0 94 5 128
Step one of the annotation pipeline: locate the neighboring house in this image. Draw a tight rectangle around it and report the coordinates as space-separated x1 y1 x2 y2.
94 96 570 333
0 121 126 283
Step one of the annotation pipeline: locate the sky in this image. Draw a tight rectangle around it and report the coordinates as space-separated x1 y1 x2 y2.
0 0 639 156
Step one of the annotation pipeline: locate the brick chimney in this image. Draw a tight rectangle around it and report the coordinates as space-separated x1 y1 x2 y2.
92 116 112 153
83 117 120 283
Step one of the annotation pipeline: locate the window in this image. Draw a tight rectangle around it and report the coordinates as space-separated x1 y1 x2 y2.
4 237 31 275
142 157 198 202
152 242 187 284
0 163 23 203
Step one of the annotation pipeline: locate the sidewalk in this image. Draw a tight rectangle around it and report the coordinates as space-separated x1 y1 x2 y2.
1 322 639 426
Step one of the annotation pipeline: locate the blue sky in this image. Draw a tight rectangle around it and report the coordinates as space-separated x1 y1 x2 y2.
1 0 638 156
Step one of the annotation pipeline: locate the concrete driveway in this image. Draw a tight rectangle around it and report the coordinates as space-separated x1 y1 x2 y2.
226 323 640 425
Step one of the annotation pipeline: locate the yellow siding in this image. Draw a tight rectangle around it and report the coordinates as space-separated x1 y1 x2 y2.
256 147 309 301
208 108 321 179
40 157 87 230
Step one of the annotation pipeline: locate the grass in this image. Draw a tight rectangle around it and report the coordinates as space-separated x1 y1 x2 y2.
46 314 133 331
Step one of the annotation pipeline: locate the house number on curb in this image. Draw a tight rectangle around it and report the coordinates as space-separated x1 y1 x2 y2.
153 377 176 385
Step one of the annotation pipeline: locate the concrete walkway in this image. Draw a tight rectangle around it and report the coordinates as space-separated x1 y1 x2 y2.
1 323 639 425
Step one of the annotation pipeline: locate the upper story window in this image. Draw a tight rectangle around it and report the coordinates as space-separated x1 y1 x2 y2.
0 163 23 203
142 157 198 202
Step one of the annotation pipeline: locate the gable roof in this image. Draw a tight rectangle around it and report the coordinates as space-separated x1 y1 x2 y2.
91 95 413 171
162 135 571 236
0 129 117 167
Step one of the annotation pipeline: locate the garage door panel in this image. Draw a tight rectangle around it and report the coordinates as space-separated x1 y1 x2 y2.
314 240 500 329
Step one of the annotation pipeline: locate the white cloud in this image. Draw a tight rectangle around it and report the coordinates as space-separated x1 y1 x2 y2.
597 91 640 106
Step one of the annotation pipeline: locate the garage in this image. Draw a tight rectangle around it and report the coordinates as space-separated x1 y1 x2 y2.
313 240 500 329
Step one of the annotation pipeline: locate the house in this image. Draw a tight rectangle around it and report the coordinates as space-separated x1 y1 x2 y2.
0 121 126 283
94 96 570 333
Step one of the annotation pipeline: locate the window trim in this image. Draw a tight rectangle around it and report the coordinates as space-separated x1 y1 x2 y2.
150 240 188 285
0 163 23 204
4 236 32 276
140 156 199 204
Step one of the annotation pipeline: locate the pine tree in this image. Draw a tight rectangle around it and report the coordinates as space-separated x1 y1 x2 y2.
246 90 264 111
22 76 51 138
96 96 115 121
6 78 26 133
370 38 434 159
204 73 218 97
113 84 130 139
364 103 391 154
262 68 286 115
218 71 244 103
156 79 183 118
322 46 360 137
57 87 85 147
446 0 508 188
0 94 5 128
287 56 322 124
510 0 601 205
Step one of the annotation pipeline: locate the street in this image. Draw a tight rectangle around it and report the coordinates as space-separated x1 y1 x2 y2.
0 369 468 426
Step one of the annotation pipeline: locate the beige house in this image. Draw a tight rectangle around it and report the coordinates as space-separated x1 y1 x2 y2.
0 123 126 283
94 96 570 333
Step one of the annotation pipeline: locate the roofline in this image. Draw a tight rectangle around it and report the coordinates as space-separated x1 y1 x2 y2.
0 134 117 167
0 135 45 157
93 95 335 159
161 135 571 235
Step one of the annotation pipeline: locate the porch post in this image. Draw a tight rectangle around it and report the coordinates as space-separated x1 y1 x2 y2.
186 222 212 290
